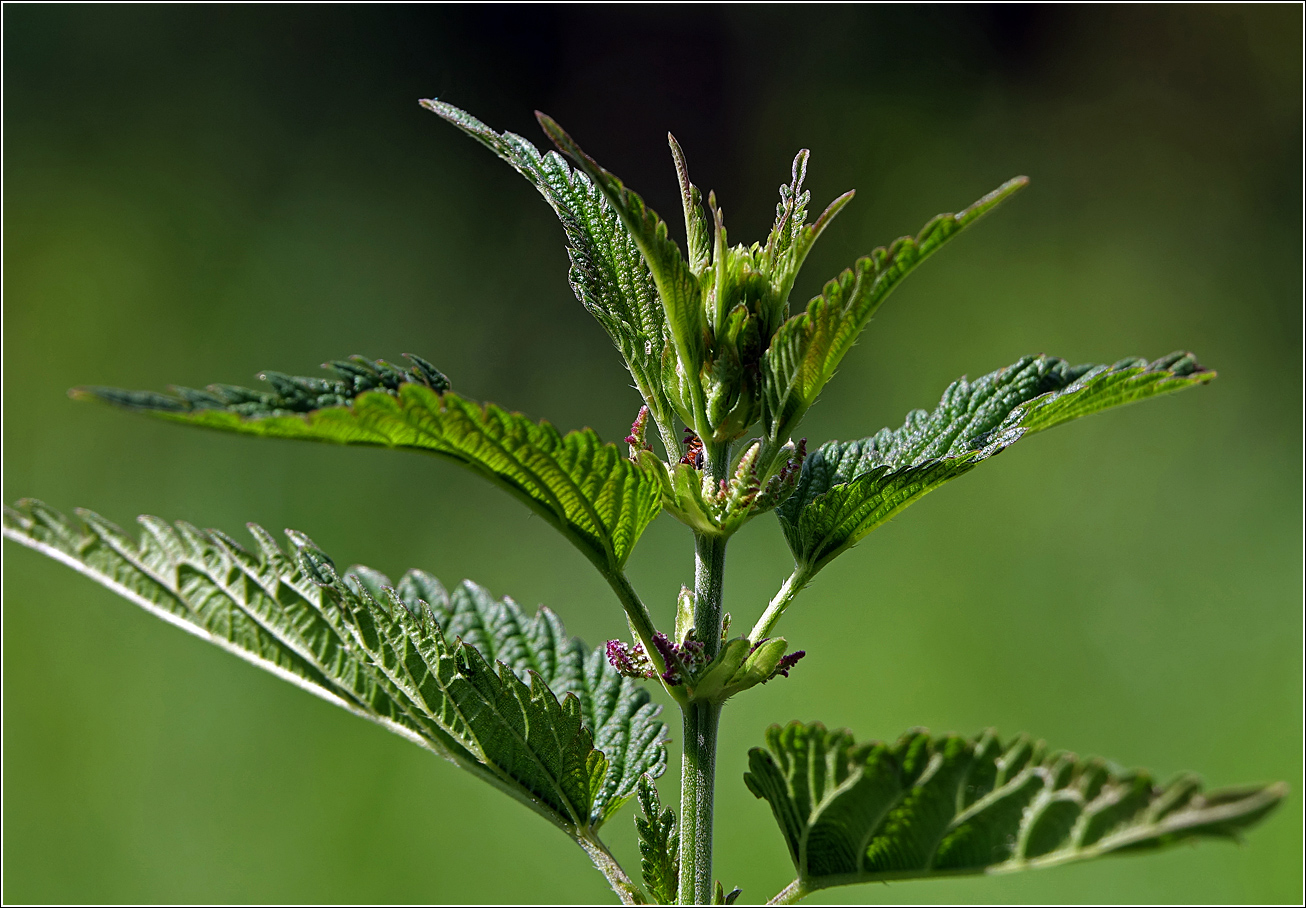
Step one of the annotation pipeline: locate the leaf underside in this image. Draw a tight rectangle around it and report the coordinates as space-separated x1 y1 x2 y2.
421 99 680 455
779 352 1214 573
746 722 1284 890
75 356 662 574
3 500 667 836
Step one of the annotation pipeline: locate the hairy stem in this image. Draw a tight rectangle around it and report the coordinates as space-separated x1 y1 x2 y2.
693 531 728 661
679 699 722 905
577 834 644 905
748 565 812 643
679 440 730 905
766 879 808 906
654 417 683 466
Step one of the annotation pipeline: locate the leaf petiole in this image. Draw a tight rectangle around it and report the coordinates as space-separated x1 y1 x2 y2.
749 565 813 645
766 880 808 906
577 834 646 906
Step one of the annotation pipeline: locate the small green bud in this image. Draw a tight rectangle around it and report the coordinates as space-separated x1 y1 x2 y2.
675 586 696 644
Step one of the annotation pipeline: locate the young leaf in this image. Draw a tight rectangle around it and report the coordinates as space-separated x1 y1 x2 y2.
2 500 667 836
669 133 712 277
421 99 680 457
712 881 743 904
75 357 662 574
746 722 1284 892
635 776 679 905
757 150 856 333
760 177 1028 445
536 112 708 416
778 352 1214 574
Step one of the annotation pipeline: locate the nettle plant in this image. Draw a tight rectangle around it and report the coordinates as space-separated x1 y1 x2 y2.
6 100 1284 905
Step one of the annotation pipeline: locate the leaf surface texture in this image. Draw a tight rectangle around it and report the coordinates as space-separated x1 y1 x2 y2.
3 500 667 835
77 357 662 573
759 178 1027 443
635 776 679 904
422 100 680 452
779 352 1214 572
745 722 1283 889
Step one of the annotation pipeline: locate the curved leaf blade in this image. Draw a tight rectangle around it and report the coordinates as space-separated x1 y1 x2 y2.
760 177 1028 444
3 500 667 834
422 99 679 454
536 112 708 398
75 358 663 573
779 352 1214 573
746 722 1284 890
349 563 669 827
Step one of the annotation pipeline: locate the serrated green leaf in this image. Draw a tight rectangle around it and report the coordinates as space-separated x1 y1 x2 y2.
779 352 1214 574
757 149 856 337
635 776 679 905
746 722 1284 892
669 133 712 278
2 500 667 836
760 177 1027 445
421 99 680 457
536 112 708 421
75 357 662 574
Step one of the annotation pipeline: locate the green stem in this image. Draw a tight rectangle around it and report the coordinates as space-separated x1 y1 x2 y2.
679 440 730 905
679 699 722 905
693 531 728 661
603 569 681 699
576 834 644 905
749 565 812 644
651 411 682 465
766 879 808 905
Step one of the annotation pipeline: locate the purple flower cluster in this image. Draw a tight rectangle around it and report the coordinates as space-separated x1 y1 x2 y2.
768 649 806 681
625 405 653 458
605 638 653 678
607 632 709 684
609 631 807 690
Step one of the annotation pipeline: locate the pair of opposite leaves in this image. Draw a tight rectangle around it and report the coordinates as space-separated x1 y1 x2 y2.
3 100 1279 901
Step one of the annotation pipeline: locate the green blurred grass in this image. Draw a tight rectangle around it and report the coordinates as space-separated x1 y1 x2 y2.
4 6 1300 904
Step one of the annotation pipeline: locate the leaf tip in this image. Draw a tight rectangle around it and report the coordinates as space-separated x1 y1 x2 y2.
534 109 561 137
1260 780 1290 804
534 113 599 175
958 176 1031 223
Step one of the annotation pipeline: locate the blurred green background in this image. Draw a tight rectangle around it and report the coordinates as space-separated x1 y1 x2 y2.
4 5 1300 904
